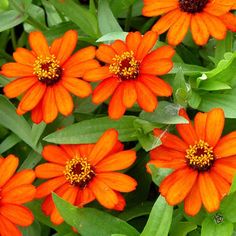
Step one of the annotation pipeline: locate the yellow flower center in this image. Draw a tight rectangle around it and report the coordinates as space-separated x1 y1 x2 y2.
185 140 215 171
179 0 208 13
64 157 95 189
109 51 139 81
33 55 62 85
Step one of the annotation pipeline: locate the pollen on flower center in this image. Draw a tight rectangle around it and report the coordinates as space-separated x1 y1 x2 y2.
33 55 62 85
64 157 95 189
185 140 215 171
179 0 209 13
109 51 139 81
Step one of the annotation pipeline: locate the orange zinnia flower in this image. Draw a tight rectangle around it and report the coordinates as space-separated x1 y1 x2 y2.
35 129 137 225
1 30 99 123
0 155 36 236
84 31 174 119
142 0 236 45
148 108 236 216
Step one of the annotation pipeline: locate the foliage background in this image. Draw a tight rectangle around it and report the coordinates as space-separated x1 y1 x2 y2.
0 0 236 235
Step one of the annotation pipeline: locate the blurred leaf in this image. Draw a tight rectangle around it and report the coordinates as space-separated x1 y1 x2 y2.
118 202 153 221
0 133 21 154
188 91 201 109
220 192 236 223
140 101 188 125
96 31 128 43
74 96 98 114
199 88 236 118
19 150 42 171
98 0 123 34
31 122 46 147
201 216 233 236
49 0 99 37
110 0 135 17
44 116 137 144
0 10 27 32
170 63 208 76
9 0 32 12
141 195 173 236
198 80 231 91
229 175 236 194
20 220 41 236
53 193 140 236
170 222 197 236
0 0 9 11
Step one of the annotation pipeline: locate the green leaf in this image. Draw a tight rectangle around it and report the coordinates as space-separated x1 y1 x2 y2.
141 195 173 236
19 150 42 171
9 0 32 12
199 80 231 91
110 0 135 18
31 122 46 147
98 0 123 35
20 220 41 236
136 132 161 151
96 31 128 43
170 63 208 76
170 222 197 236
49 0 99 37
0 10 27 32
199 88 236 118
201 216 233 236
0 0 9 11
0 133 21 154
52 193 140 236
44 116 137 144
118 202 153 221
220 192 236 223
188 91 201 109
229 175 236 194
140 101 188 125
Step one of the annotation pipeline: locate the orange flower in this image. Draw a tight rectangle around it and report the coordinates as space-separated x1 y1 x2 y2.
148 108 236 216
35 129 137 225
84 31 174 119
1 30 99 124
142 0 236 45
0 155 36 236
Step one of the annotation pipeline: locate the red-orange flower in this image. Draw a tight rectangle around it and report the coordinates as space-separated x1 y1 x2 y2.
0 155 36 236
35 129 137 225
142 0 236 46
148 108 236 216
1 30 99 124
84 31 174 119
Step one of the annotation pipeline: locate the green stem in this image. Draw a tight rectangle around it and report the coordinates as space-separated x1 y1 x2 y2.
124 6 132 32
26 16 48 31
132 142 142 151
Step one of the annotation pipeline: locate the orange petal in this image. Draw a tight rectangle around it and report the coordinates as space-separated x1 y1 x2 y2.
143 45 175 61
88 129 118 165
63 46 96 67
54 84 73 116
152 9 182 34
204 1 233 16
201 12 226 40
198 172 220 213
167 12 191 46
111 40 128 54
75 187 95 207
29 31 50 57
2 185 36 204
13 48 36 66
96 44 116 64
220 13 236 32
42 87 58 123
176 109 198 146
35 163 64 179
1 62 33 78
50 37 62 57
122 81 137 108
138 75 172 97
84 66 113 82
0 204 33 226
126 31 142 53
92 77 119 104
0 215 21 236
35 176 67 198
108 84 126 119
194 112 207 141
56 30 78 65
31 100 43 124
113 192 126 211
4 76 37 98
191 13 209 46
89 178 118 209
210 170 230 199
148 158 186 169
62 77 92 98
153 128 188 152
184 183 202 216
18 82 46 112
61 144 80 158
96 173 137 192
205 108 224 148
0 155 19 188
42 145 70 165
42 195 54 216
165 168 198 205
142 0 178 17
135 31 158 60
135 81 157 112
3 170 35 193
95 150 136 172
78 144 95 157
140 58 173 75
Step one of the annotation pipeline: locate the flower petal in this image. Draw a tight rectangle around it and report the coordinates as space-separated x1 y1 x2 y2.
1 62 33 77
84 66 112 82
220 13 236 32
31 100 43 124
13 48 36 66
96 45 116 64
111 40 128 54
35 163 64 179
75 187 95 207
194 112 207 141
126 31 142 53
122 81 137 108
0 215 21 236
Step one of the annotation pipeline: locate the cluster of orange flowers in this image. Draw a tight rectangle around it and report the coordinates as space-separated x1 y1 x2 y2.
0 0 236 234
